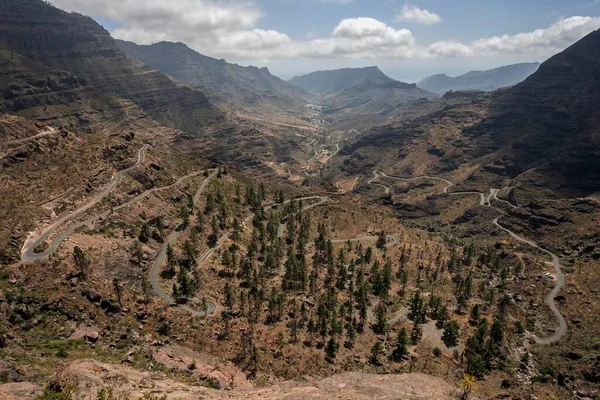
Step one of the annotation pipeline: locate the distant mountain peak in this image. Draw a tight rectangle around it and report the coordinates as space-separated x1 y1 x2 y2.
417 62 540 94
288 66 398 94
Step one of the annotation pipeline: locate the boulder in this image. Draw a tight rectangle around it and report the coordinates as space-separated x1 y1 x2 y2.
69 326 100 343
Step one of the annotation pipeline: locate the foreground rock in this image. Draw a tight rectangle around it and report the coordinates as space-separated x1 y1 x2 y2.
151 345 251 389
54 359 457 399
0 382 42 400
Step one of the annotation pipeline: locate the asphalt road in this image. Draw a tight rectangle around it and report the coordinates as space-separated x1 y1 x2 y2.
369 170 567 344
21 144 149 262
149 170 218 317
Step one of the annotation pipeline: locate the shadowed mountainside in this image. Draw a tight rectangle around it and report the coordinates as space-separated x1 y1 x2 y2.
116 40 309 114
331 29 600 197
0 0 223 134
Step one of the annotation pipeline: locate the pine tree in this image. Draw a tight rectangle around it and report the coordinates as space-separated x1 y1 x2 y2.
469 304 481 326
178 266 192 300
442 320 460 347
373 303 387 334
392 328 409 361
376 231 387 249
410 321 423 345
370 341 384 365
325 336 338 363
73 246 90 278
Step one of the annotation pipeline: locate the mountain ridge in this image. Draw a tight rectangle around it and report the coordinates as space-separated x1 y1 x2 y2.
288 66 396 94
418 62 541 94
116 39 309 114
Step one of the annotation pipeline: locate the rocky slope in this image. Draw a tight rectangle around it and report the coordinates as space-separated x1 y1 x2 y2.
116 40 309 115
418 62 540 94
0 0 223 135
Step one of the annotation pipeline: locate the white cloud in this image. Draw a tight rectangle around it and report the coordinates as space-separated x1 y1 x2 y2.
47 1 600 63
428 41 472 57
429 16 600 57
395 4 441 26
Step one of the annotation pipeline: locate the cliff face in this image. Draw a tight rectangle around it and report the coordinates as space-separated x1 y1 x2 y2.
116 40 309 114
0 0 222 134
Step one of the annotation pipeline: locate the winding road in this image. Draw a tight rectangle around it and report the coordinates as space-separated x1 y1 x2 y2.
149 170 219 317
368 170 567 344
21 145 149 262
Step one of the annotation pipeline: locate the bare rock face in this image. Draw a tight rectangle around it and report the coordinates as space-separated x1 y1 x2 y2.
53 359 458 400
0 382 42 400
151 345 251 389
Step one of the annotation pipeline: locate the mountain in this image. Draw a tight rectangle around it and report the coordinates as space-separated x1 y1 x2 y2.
0 0 223 134
289 67 436 115
0 0 291 261
116 40 309 114
330 30 600 196
289 66 395 94
417 62 540 94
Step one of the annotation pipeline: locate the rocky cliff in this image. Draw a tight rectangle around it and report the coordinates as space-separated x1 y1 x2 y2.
0 0 222 134
117 40 309 114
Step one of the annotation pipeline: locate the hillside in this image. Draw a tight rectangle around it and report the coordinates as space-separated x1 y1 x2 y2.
116 40 309 114
0 0 222 133
417 62 540 94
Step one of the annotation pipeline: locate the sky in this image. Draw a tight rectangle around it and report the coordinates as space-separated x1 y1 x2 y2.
51 0 600 82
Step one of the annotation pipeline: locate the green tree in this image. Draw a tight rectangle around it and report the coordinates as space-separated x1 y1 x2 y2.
469 304 481 326
325 336 338 363
392 328 409 361
370 341 384 365
373 303 388 335
410 321 423 345
179 205 190 227
73 246 90 278
164 243 176 277
177 266 193 300
376 231 387 249
442 320 460 348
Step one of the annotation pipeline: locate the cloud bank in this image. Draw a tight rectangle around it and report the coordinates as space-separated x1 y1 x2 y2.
50 0 600 62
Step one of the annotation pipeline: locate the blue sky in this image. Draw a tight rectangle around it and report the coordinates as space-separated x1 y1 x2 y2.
52 0 600 81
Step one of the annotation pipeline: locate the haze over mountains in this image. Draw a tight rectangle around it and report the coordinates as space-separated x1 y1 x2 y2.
116 40 309 114
417 62 541 94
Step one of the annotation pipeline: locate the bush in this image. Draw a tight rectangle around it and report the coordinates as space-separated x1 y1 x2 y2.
35 383 78 400
433 347 442 357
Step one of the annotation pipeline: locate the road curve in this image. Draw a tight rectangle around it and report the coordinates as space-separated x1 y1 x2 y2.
368 171 390 194
21 145 149 262
149 170 218 317
370 170 567 344
493 215 567 344
377 171 487 206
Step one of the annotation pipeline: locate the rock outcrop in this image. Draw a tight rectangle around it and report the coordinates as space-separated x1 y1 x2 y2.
52 359 457 400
